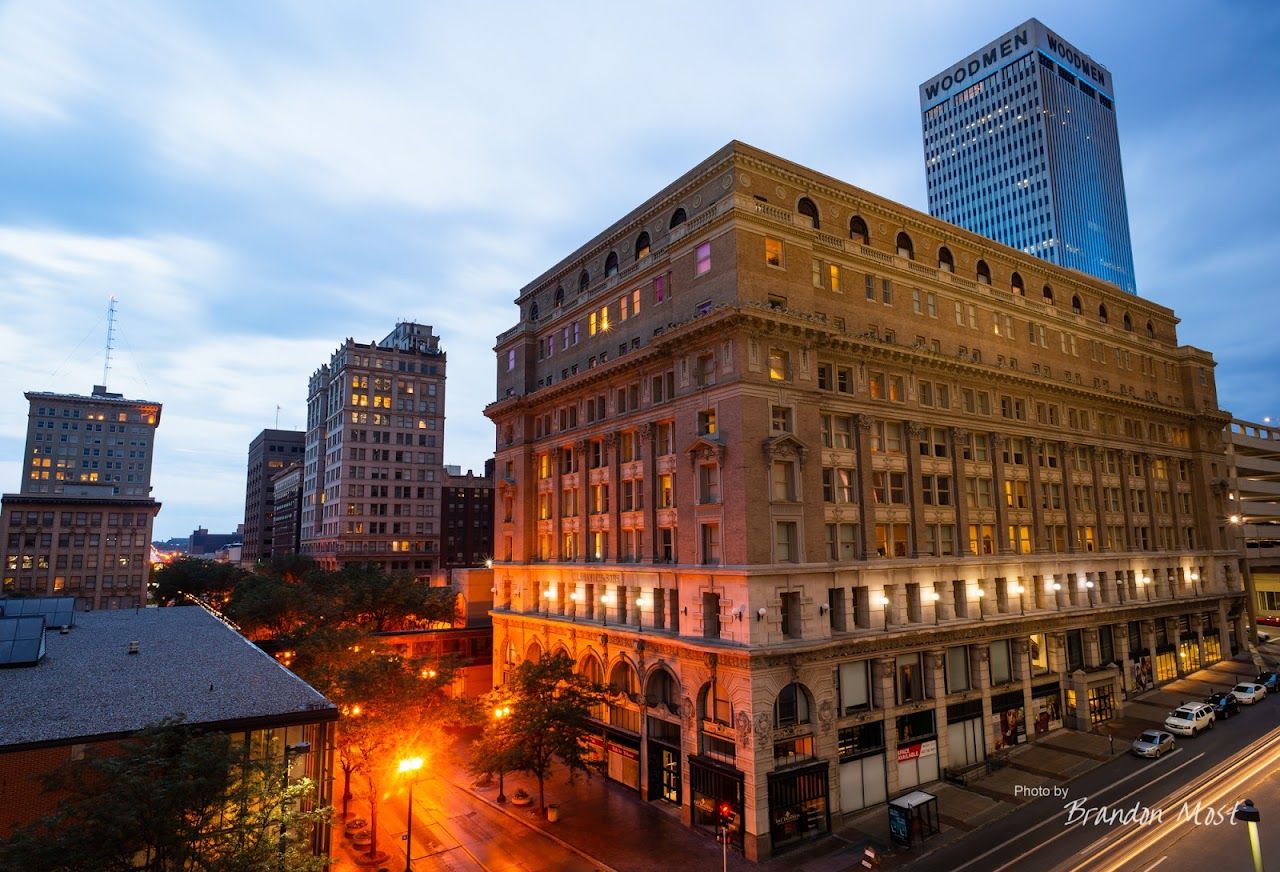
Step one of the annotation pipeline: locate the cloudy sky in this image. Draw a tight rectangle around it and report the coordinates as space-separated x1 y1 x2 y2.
0 1 1275 540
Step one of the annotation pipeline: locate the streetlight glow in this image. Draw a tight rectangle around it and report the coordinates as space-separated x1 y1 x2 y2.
398 756 424 774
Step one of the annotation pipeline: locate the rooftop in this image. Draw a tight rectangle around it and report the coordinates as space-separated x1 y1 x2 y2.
0 605 335 750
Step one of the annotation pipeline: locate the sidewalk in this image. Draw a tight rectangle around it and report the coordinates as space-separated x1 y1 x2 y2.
346 645 1280 871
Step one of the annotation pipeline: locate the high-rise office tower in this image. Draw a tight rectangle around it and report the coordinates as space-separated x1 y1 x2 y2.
920 19 1136 292
1 385 162 609
301 323 447 580
242 428 304 565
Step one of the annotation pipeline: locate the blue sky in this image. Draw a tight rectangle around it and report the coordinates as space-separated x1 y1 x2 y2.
0 1 1276 540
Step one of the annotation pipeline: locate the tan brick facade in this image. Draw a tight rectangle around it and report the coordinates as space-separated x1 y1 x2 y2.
486 142 1243 860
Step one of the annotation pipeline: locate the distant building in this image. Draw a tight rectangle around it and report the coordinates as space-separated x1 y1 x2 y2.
187 525 242 557
242 429 305 565
920 19 1136 291
301 323 447 581
0 599 337 854
270 464 304 560
1 385 162 609
1227 420 1280 630
442 460 495 572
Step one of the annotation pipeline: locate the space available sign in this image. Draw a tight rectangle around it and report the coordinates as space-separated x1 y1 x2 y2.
919 18 1112 111
896 739 937 763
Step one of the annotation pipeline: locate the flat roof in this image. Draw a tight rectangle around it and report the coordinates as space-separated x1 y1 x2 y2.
0 605 335 750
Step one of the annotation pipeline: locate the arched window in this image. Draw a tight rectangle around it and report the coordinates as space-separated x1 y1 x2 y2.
669 208 687 229
1043 285 1054 305
1071 294 1082 315
609 660 639 697
698 680 733 726
1146 320 1155 339
937 246 955 273
529 301 539 321
976 259 991 285
849 215 869 245
580 654 603 686
1011 272 1025 296
635 231 651 261
896 232 914 260
1123 312 1133 332
525 639 543 662
797 197 820 229
1098 304 1108 324
554 286 564 307
645 667 679 708
604 251 619 277
773 682 812 728
578 270 590 294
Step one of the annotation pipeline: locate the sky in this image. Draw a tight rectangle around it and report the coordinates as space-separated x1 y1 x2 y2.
0 1 1276 540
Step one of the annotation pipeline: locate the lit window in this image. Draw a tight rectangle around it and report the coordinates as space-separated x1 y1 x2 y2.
765 238 782 267
768 348 790 381
695 242 711 276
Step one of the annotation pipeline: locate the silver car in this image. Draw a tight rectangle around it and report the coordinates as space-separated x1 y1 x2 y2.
1232 682 1268 705
1131 730 1175 758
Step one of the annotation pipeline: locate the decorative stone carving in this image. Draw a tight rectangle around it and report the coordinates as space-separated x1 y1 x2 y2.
905 422 924 440
687 437 726 467
818 698 835 733
604 431 618 450
752 711 771 749
683 696 695 729
638 422 654 443
855 414 874 433
736 710 753 746
762 434 809 468
574 439 588 455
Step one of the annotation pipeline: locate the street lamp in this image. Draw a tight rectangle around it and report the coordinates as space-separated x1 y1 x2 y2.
974 585 985 620
875 593 891 629
1234 799 1263 872
543 585 555 616
601 591 615 627
1050 580 1062 611
492 705 511 803
569 590 582 621
1012 582 1025 616
1140 574 1152 602
1190 569 1200 595
929 590 941 625
398 756 424 872
636 595 649 633
1085 579 1096 608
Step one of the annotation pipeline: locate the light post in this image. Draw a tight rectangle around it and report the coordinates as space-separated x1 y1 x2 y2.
1190 569 1200 595
1234 798 1263 872
929 591 941 625
1051 580 1062 611
1085 579 1096 608
875 593 891 629
602 591 614 628
1013 582 1025 616
279 741 311 872
974 585 985 621
1140 574 1152 602
493 704 511 803
398 756 424 872
543 585 556 616
636 595 649 633
570 590 582 621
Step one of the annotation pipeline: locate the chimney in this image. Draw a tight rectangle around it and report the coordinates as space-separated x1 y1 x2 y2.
127 641 140 655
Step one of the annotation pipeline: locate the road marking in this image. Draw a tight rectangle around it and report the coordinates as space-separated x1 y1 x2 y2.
1140 857 1168 872
950 751 1194 872
1071 753 1205 856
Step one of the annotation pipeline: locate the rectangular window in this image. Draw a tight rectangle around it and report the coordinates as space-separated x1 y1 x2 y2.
765 237 783 267
780 590 801 636
695 242 711 276
829 264 841 293
839 660 871 713
776 522 798 563
946 646 971 693
701 523 721 565
768 348 791 381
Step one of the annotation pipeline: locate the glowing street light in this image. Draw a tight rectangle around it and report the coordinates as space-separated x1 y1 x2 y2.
398 757 424 872
636 595 649 633
492 705 511 803
602 591 615 627
1234 799 1263 872
928 590 941 624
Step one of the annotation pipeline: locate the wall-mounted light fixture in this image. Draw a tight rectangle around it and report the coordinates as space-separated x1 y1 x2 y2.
818 603 829 615
756 607 767 622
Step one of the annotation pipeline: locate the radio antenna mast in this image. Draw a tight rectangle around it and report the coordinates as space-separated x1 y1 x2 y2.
103 296 118 389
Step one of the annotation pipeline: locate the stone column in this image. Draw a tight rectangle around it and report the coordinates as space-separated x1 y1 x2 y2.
991 433 1011 554
874 657 900 796
1089 446 1109 553
905 422 926 557
1061 440 1079 552
1027 437 1047 553
576 439 590 562
854 415 877 559
1117 449 1135 553
606 431 621 561
927 650 949 765
950 428 970 558
639 423 656 561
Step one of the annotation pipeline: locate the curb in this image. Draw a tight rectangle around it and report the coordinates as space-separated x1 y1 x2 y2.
437 774 622 872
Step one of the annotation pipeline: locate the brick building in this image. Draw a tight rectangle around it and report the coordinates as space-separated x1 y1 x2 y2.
442 460 495 572
242 428 304 565
486 142 1243 859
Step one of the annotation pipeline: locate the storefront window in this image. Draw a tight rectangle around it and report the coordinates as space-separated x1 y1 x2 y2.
1028 634 1049 674
768 764 830 851
773 734 815 768
992 690 1025 750
1155 649 1178 682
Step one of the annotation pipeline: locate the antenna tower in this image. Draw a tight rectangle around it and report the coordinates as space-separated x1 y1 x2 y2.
103 296 118 389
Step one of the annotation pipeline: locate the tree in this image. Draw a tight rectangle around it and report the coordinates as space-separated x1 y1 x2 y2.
151 557 251 608
0 719 328 871
335 564 458 631
475 651 606 811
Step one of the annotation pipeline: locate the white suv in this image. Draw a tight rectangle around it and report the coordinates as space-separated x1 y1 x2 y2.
1164 703 1215 737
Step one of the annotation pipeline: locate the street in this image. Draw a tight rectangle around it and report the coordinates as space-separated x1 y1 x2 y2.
910 689 1280 871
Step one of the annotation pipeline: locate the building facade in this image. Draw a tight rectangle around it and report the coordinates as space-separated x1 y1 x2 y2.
242 428 304 565
442 461 495 572
1 386 162 609
486 142 1241 859
270 464 304 560
301 323 447 580
1227 420 1280 630
920 19 1136 292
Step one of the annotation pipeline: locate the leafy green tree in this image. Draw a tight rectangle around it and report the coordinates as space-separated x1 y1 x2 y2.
0 719 327 871
476 651 606 811
335 564 458 631
152 557 251 608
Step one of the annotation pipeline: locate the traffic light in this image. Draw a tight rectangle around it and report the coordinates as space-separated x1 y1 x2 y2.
717 802 736 830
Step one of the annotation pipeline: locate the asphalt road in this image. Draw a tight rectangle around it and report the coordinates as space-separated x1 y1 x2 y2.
909 692 1280 872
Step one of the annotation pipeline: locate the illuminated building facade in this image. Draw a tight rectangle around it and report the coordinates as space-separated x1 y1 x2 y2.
1 385 162 609
1226 420 1280 629
242 428 304 565
487 141 1241 859
920 19 1136 292
301 323 447 580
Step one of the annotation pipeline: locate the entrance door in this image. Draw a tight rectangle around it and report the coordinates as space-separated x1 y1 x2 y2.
838 754 886 812
1088 685 1115 724
946 718 984 768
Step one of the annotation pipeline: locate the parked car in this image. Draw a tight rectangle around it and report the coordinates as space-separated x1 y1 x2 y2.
1207 691 1241 719
1164 703 1215 736
1233 682 1268 705
1256 672 1280 692
1131 730 1176 758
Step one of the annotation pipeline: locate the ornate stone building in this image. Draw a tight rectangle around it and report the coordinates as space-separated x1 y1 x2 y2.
486 141 1243 859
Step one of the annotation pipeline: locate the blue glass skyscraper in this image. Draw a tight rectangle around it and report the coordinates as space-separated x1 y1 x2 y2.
920 19 1136 293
